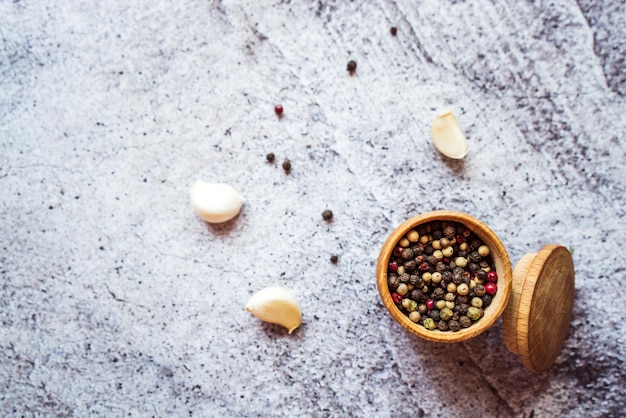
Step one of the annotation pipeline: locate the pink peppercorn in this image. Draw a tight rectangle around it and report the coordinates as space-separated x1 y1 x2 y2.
426 299 435 310
485 283 497 295
392 293 402 304
388 261 398 272
274 104 283 116
486 271 498 283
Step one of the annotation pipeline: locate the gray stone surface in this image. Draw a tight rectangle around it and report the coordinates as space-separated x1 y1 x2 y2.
1 1 625 417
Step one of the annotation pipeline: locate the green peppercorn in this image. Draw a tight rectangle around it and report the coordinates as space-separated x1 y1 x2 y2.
440 308 453 321
467 307 481 321
444 292 456 302
423 318 436 330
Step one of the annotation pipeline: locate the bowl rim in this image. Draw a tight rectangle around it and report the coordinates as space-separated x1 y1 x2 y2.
376 210 512 343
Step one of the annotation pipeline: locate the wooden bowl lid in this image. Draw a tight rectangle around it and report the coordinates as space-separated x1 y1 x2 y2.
502 245 575 373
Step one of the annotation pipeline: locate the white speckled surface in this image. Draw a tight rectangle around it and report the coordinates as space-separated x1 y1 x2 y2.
1 1 625 417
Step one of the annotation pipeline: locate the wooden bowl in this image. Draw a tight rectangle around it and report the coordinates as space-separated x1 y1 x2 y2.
376 210 513 343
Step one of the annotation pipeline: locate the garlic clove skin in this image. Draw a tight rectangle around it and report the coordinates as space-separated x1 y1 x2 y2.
189 181 244 223
431 110 469 159
246 286 302 334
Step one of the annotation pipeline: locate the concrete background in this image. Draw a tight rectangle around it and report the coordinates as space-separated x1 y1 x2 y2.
1 1 625 417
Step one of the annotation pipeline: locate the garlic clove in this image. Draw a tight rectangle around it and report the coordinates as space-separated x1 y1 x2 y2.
189 181 244 223
245 286 302 334
431 110 469 159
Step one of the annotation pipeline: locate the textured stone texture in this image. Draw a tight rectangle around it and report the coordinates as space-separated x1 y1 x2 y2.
1 1 625 417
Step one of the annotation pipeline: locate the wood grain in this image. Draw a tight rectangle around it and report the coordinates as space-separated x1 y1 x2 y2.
503 245 575 372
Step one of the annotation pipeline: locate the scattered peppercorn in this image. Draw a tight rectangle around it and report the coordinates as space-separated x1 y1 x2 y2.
386 220 498 332
266 152 275 163
282 159 291 173
322 209 333 221
390 27 397 36
347 60 357 73
274 104 283 116
330 255 338 264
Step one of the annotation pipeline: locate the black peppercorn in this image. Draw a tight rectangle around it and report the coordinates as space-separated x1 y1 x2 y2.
476 269 487 281
409 289 421 301
282 159 291 173
266 153 275 163
330 255 338 264
435 262 448 274
426 256 438 266
431 288 445 300
437 320 449 331
411 245 422 255
423 245 434 256
481 295 492 307
390 26 397 36
469 251 481 262
459 315 472 328
474 284 486 297
468 262 479 272
388 274 399 290
321 209 333 221
347 60 357 72
455 295 468 305
409 275 421 286
399 273 410 283
430 310 441 322
401 248 414 260
449 320 461 332
457 303 469 315
443 225 456 239
404 261 417 272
